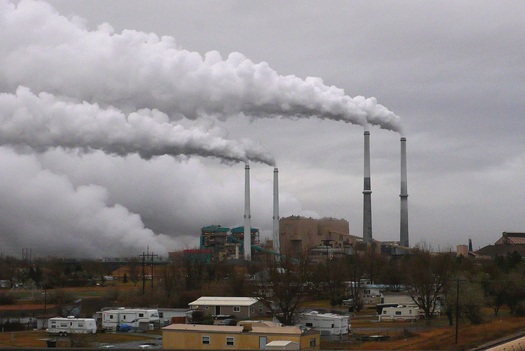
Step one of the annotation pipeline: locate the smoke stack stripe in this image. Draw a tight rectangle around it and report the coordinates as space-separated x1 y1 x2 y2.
363 130 373 243
400 137 409 247
244 163 252 261
273 167 280 256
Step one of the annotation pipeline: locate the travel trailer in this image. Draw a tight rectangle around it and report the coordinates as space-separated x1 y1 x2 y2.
296 311 349 336
99 308 160 331
378 305 419 321
46 316 97 336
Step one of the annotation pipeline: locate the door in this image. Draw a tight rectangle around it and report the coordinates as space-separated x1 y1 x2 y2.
259 336 267 350
215 306 221 315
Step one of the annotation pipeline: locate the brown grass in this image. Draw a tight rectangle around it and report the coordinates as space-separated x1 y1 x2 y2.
322 316 525 350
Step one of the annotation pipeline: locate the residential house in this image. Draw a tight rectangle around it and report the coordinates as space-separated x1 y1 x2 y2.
189 297 267 320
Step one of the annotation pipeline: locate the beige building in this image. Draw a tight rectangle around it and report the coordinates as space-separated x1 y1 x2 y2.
189 297 268 320
162 321 320 350
279 216 355 256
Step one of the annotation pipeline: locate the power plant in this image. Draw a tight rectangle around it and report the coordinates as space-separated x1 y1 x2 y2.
189 130 409 262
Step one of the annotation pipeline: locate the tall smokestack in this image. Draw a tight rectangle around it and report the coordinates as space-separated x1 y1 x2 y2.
363 130 373 243
400 137 409 247
273 167 280 256
244 163 252 261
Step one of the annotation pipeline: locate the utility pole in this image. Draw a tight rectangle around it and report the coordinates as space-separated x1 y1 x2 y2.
139 252 147 295
139 251 159 294
150 252 158 289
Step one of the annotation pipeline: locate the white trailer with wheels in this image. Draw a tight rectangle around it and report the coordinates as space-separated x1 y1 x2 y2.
46 316 97 336
378 305 419 321
297 311 350 336
100 307 160 331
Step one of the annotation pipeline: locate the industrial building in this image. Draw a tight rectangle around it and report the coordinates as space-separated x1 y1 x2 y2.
184 225 264 262
278 216 363 257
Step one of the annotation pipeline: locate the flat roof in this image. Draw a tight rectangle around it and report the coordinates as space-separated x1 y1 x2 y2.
189 296 258 307
163 323 304 335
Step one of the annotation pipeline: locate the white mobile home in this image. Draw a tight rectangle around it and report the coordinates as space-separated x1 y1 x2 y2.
46 316 97 336
378 305 419 321
100 308 160 331
297 311 349 336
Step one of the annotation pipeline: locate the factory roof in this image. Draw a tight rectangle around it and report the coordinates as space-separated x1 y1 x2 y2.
201 225 229 233
231 226 259 234
495 232 525 245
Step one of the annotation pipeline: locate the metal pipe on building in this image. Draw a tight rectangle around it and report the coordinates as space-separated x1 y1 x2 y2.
363 130 373 243
400 136 409 247
244 163 252 261
272 167 280 256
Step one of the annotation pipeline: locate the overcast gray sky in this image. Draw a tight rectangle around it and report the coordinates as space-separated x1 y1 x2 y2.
0 0 523 258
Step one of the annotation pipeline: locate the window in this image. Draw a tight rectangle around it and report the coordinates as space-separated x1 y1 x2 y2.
233 306 241 313
226 337 235 346
395 311 402 315
310 338 317 347
259 305 263 313
250 306 254 313
202 336 210 345
78 323 84 328
139 313 144 317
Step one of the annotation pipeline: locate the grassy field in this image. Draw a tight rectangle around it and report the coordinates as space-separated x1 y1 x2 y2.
323 314 525 350
2 290 525 350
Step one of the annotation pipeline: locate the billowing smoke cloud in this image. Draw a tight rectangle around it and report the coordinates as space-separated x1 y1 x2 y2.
0 0 401 132
0 87 275 165
0 148 182 257
0 0 401 258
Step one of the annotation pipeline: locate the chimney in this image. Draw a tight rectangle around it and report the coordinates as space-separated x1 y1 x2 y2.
273 167 280 256
244 163 252 261
400 137 409 247
363 130 373 243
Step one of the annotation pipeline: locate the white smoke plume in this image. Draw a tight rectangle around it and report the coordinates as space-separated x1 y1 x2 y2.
0 0 401 132
0 148 182 257
0 87 275 165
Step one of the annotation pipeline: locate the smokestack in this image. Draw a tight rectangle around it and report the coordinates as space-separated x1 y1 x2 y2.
363 130 373 243
400 137 409 247
273 167 280 256
244 163 252 261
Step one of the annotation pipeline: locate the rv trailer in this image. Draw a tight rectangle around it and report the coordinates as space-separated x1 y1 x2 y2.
46 316 97 336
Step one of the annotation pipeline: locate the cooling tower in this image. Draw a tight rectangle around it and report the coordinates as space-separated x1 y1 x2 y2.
363 130 373 243
244 163 252 261
273 167 280 256
400 137 409 247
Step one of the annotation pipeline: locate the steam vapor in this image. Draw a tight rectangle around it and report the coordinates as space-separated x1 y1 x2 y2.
0 0 401 132
0 87 275 165
0 0 402 257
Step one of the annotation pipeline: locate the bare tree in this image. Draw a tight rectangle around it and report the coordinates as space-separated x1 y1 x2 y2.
254 253 312 325
403 248 454 324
